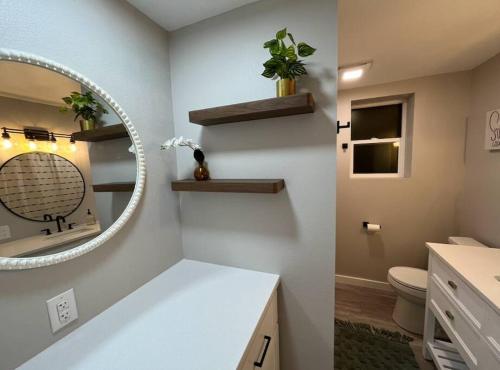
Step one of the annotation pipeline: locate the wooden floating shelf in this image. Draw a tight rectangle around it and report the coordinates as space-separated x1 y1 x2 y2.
189 93 315 126
171 179 285 194
92 182 135 192
72 124 129 142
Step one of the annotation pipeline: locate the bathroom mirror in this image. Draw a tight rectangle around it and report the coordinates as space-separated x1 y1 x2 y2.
0 50 145 269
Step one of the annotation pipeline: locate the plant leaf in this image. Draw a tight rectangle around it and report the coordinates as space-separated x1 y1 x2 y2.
285 45 297 61
298 42 316 57
276 28 287 40
263 39 278 49
262 68 276 78
287 33 296 45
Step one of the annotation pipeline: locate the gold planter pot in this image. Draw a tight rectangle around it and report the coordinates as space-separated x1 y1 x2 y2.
276 79 296 97
79 118 96 131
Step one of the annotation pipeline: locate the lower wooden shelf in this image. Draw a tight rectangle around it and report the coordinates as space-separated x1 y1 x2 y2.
93 182 135 192
171 179 285 194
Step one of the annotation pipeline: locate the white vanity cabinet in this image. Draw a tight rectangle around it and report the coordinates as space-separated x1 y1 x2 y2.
423 243 500 370
239 291 279 370
18 260 280 370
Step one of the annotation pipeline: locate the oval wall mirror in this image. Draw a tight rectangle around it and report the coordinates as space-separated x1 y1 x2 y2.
0 50 145 270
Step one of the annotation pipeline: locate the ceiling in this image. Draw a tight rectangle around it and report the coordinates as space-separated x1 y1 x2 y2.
0 62 80 106
339 0 500 89
126 0 259 31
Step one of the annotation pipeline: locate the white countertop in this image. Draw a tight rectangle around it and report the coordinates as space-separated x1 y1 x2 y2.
427 243 500 313
18 259 280 370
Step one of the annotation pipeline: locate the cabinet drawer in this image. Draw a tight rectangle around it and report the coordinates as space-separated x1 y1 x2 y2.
431 257 486 330
240 292 279 370
429 277 482 369
483 305 500 366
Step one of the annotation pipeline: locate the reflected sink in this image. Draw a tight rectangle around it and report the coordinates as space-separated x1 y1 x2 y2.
0 223 101 258
45 227 97 239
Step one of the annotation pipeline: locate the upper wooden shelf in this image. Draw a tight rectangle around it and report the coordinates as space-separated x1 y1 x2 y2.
92 182 135 192
171 179 285 194
72 124 129 142
189 93 315 126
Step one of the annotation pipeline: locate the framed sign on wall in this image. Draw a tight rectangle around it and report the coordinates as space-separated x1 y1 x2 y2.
485 109 500 150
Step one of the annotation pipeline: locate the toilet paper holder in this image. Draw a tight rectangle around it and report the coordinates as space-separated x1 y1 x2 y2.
363 221 381 229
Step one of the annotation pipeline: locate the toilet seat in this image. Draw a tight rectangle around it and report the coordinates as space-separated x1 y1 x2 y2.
388 267 427 292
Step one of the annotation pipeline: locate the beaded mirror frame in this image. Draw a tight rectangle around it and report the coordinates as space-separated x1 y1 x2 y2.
0 49 146 270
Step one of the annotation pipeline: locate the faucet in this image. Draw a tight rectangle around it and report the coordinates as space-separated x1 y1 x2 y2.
55 216 66 233
43 214 53 221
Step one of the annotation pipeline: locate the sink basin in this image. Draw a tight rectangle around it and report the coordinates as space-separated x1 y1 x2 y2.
45 227 95 239
0 223 101 258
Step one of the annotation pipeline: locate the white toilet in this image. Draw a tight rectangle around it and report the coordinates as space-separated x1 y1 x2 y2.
387 236 488 335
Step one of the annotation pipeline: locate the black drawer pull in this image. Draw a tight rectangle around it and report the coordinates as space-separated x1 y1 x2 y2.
448 280 457 290
445 310 454 321
254 335 272 368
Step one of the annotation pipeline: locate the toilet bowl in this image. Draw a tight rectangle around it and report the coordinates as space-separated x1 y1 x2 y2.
387 236 489 335
388 266 427 334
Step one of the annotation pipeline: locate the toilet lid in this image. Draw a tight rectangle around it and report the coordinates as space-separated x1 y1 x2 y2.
389 267 427 291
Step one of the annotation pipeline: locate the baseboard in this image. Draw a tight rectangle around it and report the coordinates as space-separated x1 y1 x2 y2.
335 274 392 292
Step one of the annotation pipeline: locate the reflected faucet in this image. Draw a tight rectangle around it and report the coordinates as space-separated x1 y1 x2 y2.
55 216 66 233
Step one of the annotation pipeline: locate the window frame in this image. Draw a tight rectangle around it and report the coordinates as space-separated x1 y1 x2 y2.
350 99 408 179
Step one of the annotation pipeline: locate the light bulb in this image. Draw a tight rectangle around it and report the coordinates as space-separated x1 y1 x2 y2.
2 137 12 149
69 136 77 152
51 142 58 151
393 142 400 148
28 139 37 150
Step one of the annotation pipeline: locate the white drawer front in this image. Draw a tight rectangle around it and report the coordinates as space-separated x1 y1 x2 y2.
432 257 486 331
483 305 500 367
429 277 482 369
240 292 279 370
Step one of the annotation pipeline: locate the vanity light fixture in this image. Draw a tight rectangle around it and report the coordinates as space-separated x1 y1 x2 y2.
339 61 373 82
1 127 75 151
1 128 12 149
50 133 58 152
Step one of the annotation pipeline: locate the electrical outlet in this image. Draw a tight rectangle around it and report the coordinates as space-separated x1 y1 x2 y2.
46 288 78 333
0 225 11 241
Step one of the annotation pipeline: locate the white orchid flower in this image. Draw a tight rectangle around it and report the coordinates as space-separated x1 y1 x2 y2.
160 136 201 151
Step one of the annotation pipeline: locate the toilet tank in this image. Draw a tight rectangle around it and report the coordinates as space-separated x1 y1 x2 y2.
448 236 489 248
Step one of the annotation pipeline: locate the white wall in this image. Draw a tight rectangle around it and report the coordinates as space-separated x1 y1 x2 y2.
337 72 471 281
0 1 183 368
169 1 337 369
458 53 500 247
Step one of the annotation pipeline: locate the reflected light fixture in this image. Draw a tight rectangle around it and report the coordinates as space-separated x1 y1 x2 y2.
50 133 58 152
69 136 77 152
2 128 12 149
339 61 373 82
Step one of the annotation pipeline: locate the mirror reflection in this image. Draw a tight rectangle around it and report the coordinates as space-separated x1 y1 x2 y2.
0 61 136 258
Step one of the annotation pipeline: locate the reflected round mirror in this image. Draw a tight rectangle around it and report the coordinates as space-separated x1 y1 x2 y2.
0 50 144 269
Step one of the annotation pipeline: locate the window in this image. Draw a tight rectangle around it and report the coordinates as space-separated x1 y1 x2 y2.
350 99 408 178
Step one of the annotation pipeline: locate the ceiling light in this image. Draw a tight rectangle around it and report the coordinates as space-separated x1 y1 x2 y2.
339 61 373 82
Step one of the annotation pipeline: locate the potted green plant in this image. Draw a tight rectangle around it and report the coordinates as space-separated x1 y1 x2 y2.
262 28 316 97
60 91 109 131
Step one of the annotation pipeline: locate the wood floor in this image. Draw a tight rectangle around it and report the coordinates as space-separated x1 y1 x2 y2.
335 282 436 370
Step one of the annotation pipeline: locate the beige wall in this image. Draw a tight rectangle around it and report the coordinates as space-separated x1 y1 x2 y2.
458 53 500 247
337 72 471 281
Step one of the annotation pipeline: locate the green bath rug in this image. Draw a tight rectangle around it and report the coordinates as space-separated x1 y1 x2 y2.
334 319 419 370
